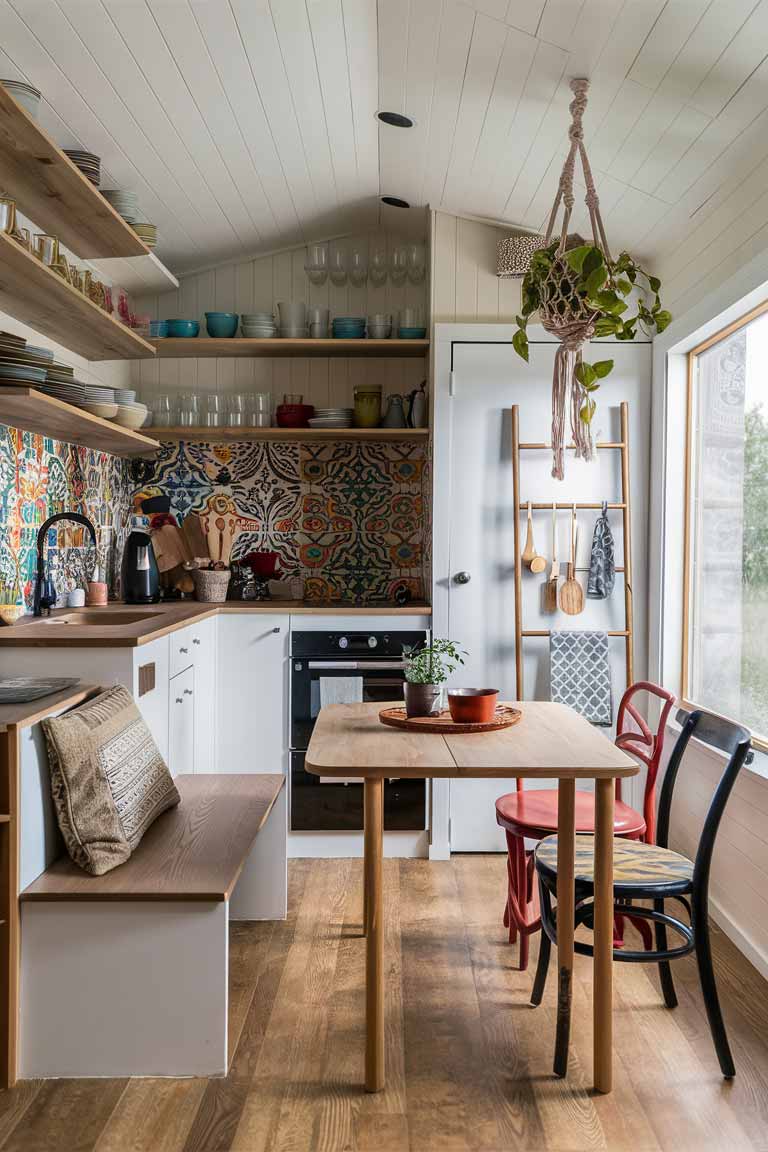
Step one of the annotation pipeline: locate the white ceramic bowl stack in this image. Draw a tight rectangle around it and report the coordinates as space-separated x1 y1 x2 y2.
241 312 277 338
82 385 118 419
277 301 307 338
308 407 353 429
367 313 392 339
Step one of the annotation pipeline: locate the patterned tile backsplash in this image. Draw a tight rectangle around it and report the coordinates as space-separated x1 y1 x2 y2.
0 428 429 608
0 424 132 609
141 438 428 602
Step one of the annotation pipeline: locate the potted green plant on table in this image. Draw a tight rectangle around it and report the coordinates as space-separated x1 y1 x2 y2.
402 638 465 718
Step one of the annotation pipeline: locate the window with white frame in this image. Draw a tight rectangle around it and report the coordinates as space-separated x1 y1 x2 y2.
685 307 768 745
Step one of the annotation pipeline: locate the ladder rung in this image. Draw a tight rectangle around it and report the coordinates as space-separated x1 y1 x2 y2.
518 441 625 450
521 629 630 638
520 502 626 510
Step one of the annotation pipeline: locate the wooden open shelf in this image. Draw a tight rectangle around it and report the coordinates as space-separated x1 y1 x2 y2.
149 426 429 443
0 232 155 360
0 388 158 457
151 337 429 358
0 86 149 259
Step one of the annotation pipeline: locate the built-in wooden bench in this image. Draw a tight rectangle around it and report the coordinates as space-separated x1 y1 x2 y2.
19 773 287 1079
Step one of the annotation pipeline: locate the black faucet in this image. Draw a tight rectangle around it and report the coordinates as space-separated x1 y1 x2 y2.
34 512 97 617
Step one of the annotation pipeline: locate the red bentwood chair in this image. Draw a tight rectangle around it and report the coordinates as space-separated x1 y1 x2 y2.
495 681 676 970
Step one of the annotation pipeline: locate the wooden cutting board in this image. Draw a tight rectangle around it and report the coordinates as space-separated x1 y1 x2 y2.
181 513 208 561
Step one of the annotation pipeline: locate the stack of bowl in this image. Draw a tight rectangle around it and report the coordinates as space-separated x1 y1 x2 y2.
132 222 157 249
112 389 148 428
278 302 307 338
332 316 365 340
367 313 392 339
63 149 101 187
205 311 238 338
1 79 41 118
275 401 314 428
102 189 139 223
241 313 277 338
398 324 427 339
82 385 118 419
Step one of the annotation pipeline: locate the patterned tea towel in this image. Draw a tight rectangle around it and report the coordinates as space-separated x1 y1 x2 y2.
587 501 615 599
550 631 612 726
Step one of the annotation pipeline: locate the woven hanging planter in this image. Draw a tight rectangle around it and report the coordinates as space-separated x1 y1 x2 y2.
511 78 671 480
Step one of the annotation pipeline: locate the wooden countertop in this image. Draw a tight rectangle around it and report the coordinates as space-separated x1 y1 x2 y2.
0 601 431 648
0 684 99 732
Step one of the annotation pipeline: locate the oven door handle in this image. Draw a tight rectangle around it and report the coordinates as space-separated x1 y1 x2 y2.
306 660 407 670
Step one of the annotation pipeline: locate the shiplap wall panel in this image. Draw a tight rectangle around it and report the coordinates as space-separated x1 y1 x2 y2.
131 232 427 411
430 210 521 322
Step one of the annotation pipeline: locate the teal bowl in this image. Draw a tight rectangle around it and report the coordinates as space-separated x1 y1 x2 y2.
205 312 239 338
166 319 200 338
398 326 427 339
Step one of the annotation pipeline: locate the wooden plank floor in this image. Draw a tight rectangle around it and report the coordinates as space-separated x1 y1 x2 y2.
2 856 768 1151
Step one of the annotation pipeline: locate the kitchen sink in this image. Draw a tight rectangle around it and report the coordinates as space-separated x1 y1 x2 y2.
40 611 166 626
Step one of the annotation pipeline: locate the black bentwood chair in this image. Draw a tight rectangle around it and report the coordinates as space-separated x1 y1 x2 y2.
530 708 752 1079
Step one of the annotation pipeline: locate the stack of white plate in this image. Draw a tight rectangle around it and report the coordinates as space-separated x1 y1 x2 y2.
132 222 157 249
63 149 101 187
241 313 277 338
102 189 139 223
83 384 118 419
308 407 353 428
1 79 41 118
41 377 86 405
114 388 136 404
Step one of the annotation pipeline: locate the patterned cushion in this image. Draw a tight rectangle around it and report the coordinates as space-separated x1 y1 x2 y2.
42 685 180 875
534 834 694 894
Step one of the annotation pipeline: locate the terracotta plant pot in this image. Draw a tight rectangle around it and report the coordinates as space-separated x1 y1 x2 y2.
447 688 499 724
403 681 443 718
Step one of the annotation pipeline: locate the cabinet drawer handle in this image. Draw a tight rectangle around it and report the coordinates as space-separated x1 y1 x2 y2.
179 646 189 654
184 688 193 696
175 697 183 704
272 627 281 633
193 637 201 646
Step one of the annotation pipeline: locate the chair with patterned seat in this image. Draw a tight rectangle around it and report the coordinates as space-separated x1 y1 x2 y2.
495 681 676 970
530 708 752 1079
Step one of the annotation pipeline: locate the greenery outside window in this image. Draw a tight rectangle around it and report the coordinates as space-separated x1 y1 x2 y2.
684 303 768 750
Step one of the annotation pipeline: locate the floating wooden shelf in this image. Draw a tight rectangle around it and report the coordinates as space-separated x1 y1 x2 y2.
88 252 179 295
151 337 429 358
0 388 159 457
0 232 155 360
0 86 149 259
149 426 429 443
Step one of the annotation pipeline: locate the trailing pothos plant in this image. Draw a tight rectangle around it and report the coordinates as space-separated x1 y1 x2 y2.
511 242 671 426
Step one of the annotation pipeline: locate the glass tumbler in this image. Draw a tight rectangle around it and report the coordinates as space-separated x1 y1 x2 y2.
227 393 246 427
203 393 223 427
178 392 200 427
153 394 173 427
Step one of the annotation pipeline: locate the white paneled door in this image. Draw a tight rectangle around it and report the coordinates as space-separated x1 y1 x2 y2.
431 325 651 852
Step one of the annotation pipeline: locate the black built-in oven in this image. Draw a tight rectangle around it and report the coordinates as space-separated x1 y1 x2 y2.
290 630 427 831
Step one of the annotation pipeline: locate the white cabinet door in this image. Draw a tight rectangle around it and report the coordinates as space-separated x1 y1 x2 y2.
168 666 195 778
131 636 170 763
191 616 217 774
217 614 288 774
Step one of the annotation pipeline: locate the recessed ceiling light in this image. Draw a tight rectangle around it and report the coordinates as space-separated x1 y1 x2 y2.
376 111 414 128
381 196 410 209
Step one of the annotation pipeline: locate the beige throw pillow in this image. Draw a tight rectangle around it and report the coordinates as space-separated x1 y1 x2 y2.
42 684 180 875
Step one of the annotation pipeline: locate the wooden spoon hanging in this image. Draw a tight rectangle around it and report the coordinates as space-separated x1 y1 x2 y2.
544 504 559 612
523 501 547 574
559 505 584 615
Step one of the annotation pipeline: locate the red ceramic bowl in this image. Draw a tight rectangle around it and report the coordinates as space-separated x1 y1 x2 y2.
447 688 499 724
276 403 314 428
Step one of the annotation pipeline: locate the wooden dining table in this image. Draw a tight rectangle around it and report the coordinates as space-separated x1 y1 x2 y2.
305 700 639 1096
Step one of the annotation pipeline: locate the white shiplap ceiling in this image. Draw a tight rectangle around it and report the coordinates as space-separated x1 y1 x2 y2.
1 0 768 278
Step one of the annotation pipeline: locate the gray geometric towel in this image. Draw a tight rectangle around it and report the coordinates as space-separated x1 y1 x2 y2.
550 631 612 726
587 500 615 599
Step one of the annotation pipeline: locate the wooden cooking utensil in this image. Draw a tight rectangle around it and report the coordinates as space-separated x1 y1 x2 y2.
523 501 547 573
559 506 584 615
181 513 208 561
544 504 559 612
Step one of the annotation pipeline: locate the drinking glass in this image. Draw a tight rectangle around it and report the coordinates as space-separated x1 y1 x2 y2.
227 393 246 427
407 242 426 284
370 238 388 285
247 392 272 426
177 392 200 427
304 241 328 285
348 239 368 286
152 394 173 427
202 392 223 427
329 240 347 286
389 242 408 284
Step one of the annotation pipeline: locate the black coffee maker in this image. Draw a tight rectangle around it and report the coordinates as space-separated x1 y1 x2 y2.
122 516 160 604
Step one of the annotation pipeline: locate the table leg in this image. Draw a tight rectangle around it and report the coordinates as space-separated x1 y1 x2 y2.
555 778 575 1076
593 777 615 1093
362 788 368 937
364 776 384 1092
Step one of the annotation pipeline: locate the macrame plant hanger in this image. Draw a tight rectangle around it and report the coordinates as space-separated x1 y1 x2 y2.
539 77 611 481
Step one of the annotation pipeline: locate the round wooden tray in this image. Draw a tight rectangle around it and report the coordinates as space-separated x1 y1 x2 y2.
379 705 522 735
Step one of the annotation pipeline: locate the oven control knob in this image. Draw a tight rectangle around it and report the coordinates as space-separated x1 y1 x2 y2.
338 636 349 649
367 636 378 649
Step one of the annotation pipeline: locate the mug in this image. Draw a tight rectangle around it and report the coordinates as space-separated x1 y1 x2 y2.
0 197 17 235
34 234 59 266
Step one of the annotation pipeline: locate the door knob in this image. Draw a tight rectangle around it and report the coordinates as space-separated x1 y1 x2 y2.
453 571 471 585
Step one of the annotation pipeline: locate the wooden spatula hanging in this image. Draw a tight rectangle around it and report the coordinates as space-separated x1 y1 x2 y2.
559 505 584 615
544 504 559 612
522 501 547 573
